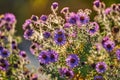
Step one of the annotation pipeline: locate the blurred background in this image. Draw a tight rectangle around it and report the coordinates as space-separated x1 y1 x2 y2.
0 0 120 67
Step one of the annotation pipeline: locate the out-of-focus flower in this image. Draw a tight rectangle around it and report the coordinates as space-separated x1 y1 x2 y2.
43 31 51 39
94 76 104 80
116 49 120 60
88 22 99 35
59 68 74 78
19 51 27 58
40 15 48 22
22 19 31 30
0 49 10 58
24 29 34 40
4 13 16 24
96 62 107 73
0 59 9 71
61 7 69 14
51 2 58 10
47 50 58 63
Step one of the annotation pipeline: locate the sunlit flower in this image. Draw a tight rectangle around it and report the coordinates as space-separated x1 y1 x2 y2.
66 54 80 68
47 50 58 63
38 51 50 64
54 30 66 46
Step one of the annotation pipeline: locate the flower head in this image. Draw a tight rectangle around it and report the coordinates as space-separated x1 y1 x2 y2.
103 40 115 52
0 59 9 71
22 19 31 30
51 2 58 10
38 51 50 64
43 31 51 38
88 22 99 35
96 62 107 73
94 76 104 80
66 12 77 24
76 12 89 25
47 50 58 63
4 13 16 24
0 49 10 58
66 54 80 68
61 7 69 14
59 68 74 78
116 49 120 60
19 51 27 58
40 15 48 21
24 29 34 40
54 30 66 46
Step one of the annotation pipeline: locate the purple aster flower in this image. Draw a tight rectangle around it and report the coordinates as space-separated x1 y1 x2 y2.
88 22 99 35
96 62 107 73
38 51 50 64
76 12 89 25
31 15 38 21
59 68 74 78
47 50 58 63
19 51 27 58
104 8 111 15
101 36 110 45
51 2 58 10
22 19 31 30
66 54 80 68
4 13 16 24
103 40 115 52
24 29 34 40
40 15 48 21
30 43 39 55
64 23 71 28
0 59 9 71
0 46 3 54
0 49 10 58
94 76 104 80
93 0 100 8
54 30 66 46
116 49 120 60
43 31 51 38
61 7 69 14
66 12 77 24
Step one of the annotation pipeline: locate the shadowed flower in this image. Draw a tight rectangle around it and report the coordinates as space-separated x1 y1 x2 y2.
88 22 99 35
43 31 51 38
51 2 58 10
59 68 74 78
101 36 110 45
103 40 115 52
116 49 120 60
31 15 38 21
93 0 100 8
76 12 89 25
54 30 66 46
96 62 107 73
4 13 16 24
66 54 80 68
19 51 27 58
66 12 77 25
40 15 48 21
47 50 58 63
38 51 50 64
0 49 10 58
0 59 9 71
24 29 34 40
94 76 104 80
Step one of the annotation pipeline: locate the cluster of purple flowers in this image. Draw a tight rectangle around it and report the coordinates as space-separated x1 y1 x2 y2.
38 50 58 64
